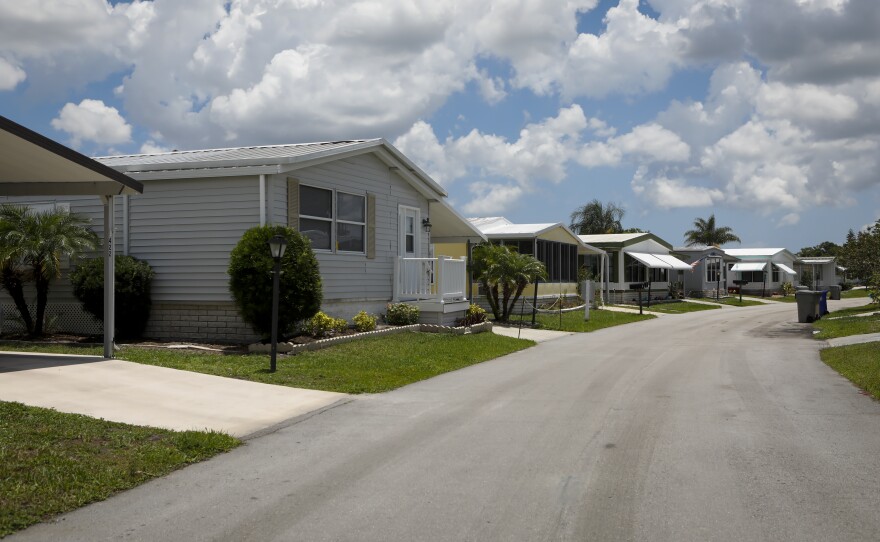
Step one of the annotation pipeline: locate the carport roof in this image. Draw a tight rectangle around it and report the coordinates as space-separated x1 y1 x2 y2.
0 115 143 196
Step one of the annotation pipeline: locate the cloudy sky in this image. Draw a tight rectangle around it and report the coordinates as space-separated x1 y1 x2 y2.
2 0 878 250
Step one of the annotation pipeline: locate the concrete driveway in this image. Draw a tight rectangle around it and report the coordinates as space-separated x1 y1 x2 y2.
0 351 346 438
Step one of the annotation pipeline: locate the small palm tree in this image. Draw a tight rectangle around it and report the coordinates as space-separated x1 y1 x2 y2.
684 214 741 247
569 200 625 235
471 243 547 322
0 204 99 336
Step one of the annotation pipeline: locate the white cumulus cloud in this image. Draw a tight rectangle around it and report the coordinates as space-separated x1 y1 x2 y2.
51 99 132 147
0 57 26 90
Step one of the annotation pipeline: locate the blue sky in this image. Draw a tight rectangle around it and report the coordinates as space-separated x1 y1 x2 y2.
2 0 879 251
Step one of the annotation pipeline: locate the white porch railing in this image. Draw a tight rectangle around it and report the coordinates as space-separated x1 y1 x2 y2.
393 256 468 303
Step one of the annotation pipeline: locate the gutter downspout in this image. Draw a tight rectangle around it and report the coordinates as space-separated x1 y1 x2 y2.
259 174 267 226
122 195 129 256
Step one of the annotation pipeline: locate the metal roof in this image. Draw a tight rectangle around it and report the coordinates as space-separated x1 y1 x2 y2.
798 257 835 264
579 233 648 243
93 138 448 199
723 248 787 257
96 140 371 169
731 262 767 272
468 217 558 236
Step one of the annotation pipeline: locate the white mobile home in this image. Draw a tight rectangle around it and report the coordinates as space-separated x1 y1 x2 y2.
671 246 740 298
0 139 485 341
578 233 691 303
723 248 798 296
795 257 842 289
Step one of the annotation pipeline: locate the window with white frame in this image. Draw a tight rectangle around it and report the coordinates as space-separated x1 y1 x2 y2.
299 185 365 253
706 260 723 283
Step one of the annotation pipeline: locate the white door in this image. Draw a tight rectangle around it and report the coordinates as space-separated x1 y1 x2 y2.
399 206 420 258
399 206 427 297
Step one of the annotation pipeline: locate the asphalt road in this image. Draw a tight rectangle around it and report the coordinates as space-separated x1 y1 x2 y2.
13 300 880 541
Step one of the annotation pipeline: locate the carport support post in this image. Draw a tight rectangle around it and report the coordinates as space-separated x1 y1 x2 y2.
102 196 115 359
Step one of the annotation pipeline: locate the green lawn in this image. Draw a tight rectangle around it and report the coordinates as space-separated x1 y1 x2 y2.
842 288 870 299
820 342 880 400
703 297 767 307
643 302 720 314
0 332 534 394
812 305 880 340
0 401 238 538
532 308 654 332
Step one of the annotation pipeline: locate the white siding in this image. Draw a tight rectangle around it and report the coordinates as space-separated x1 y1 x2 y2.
126 176 260 302
273 153 429 302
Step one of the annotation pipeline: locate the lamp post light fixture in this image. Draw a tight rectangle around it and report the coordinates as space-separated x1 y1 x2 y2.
268 234 288 373
421 217 432 233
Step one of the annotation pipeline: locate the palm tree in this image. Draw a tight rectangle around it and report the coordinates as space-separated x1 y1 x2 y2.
684 214 741 247
0 204 99 336
470 243 547 321
569 200 625 235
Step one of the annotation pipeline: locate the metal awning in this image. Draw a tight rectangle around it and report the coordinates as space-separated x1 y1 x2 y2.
628 252 672 269
773 263 797 275
653 254 693 270
731 262 767 272
0 115 143 359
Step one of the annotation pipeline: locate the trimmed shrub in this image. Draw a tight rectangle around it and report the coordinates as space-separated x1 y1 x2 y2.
70 255 155 339
304 311 348 338
456 304 487 327
228 226 322 340
353 311 377 332
781 282 796 297
385 302 420 325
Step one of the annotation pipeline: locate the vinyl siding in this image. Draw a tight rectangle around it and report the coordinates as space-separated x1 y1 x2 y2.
274 153 429 302
126 176 260 302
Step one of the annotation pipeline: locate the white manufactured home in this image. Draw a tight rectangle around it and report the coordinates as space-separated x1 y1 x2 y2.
0 139 485 341
795 257 843 289
723 248 799 296
671 246 740 298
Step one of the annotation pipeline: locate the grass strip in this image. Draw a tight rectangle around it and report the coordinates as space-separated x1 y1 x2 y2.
640 302 720 314
0 401 238 538
812 310 880 340
820 342 880 400
705 297 767 307
0 332 534 395
841 289 870 299
531 309 654 332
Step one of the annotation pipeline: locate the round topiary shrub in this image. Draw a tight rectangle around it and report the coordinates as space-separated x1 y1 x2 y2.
70 255 155 339
228 225 322 340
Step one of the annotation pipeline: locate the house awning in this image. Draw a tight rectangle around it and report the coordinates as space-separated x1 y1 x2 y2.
653 254 693 270
628 252 673 269
774 263 797 275
731 262 767 272
428 199 487 243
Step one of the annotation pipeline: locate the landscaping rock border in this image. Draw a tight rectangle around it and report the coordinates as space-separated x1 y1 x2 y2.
248 321 493 355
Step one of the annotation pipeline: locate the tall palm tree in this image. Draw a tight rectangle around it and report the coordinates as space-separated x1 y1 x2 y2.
684 214 741 247
569 200 625 235
470 243 547 321
0 204 99 336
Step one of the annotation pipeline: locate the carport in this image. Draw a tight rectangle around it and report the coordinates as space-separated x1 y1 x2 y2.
0 115 143 358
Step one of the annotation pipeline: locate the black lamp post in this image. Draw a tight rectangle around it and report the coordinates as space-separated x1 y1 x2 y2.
268 234 288 373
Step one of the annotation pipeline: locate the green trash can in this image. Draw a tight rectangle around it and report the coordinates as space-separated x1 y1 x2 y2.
795 290 821 323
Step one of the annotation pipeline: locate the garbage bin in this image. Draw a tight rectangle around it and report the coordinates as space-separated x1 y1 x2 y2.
795 290 821 323
795 285 810 291
829 285 841 300
819 290 829 316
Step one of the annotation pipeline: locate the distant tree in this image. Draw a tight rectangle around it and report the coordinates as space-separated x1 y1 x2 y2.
797 241 841 258
621 228 647 233
838 219 880 283
470 243 547 322
569 200 625 235
684 214 741 247
0 204 99 336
